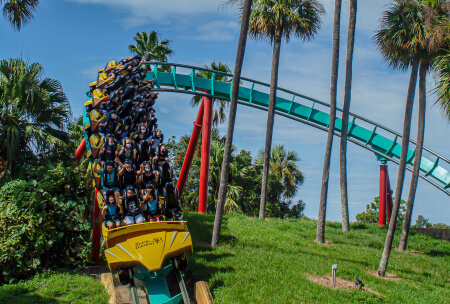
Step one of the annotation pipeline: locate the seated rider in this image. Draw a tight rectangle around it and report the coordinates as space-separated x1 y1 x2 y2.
99 111 120 136
101 192 123 229
118 159 138 190
121 186 145 225
93 159 121 197
151 129 164 146
99 135 118 163
119 138 136 162
141 190 161 222
137 161 159 187
153 143 169 167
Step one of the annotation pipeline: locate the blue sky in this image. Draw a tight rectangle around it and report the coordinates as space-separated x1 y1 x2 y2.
1 0 449 223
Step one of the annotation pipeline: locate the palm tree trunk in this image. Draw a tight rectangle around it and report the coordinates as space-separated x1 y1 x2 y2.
378 58 419 277
398 60 427 251
211 0 253 246
339 0 357 233
316 0 342 244
259 27 283 219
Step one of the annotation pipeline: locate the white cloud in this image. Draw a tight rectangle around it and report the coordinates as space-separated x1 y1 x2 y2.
193 20 240 42
66 0 228 27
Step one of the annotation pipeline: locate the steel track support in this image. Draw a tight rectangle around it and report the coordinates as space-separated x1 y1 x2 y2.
177 101 205 196
379 161 388 226
90 188 102 265
198 96 213 213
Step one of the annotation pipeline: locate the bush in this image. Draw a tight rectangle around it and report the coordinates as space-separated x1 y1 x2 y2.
0 163 91 284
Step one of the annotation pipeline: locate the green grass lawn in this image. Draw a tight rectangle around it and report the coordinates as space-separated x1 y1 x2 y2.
185 213 450 304
0 272 110 304
1 213 448 304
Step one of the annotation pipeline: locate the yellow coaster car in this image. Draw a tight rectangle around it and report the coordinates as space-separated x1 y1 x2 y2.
103 221 193 304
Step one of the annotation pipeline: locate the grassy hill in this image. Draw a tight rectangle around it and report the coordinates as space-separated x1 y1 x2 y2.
0 213 448 304
185 213 449 304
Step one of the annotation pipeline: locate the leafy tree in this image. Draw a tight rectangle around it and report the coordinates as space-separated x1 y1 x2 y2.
355 196 406 226
0 162 91 284
1 0 39 31
431 222 450 228
0 58 71 178
169 135 305 218
317 0 342 244
190 61 232 126
213 0 253 246
247 0 324 219
128 31 174 71
414 214 432 228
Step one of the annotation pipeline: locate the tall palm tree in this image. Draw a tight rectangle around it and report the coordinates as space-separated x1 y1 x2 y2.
247 0 324 219
128 31 174 72
316 0 342 244
339 0 357 233
375 0 423 277
191 61 232 127
1 0 39 31
374 0 448 276
398 0 449 252
212 0 253 247
0 58 71 177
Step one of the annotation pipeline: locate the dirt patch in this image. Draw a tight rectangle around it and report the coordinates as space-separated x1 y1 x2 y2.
366 270 400 280
306 274 380 295
313 240 334 246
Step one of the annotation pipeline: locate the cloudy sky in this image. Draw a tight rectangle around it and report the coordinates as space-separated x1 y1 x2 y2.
0 0 448 223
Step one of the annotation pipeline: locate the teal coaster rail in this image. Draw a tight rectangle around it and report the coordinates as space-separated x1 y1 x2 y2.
142 62 450 196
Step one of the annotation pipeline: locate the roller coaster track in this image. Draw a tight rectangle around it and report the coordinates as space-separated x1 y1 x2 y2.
145 62 450 196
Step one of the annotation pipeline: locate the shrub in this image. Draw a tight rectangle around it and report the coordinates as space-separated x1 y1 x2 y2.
0 162 91 284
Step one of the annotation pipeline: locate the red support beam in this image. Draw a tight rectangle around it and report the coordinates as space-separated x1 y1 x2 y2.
177 100 205 196
379 163 387 226
75 139 86 162
198 96 213 213
90 189 102 266
386 171 393 224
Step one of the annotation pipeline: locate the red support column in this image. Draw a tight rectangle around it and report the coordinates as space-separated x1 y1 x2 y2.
386 172 393 224
379 161 388 226
198 96 213 213
90 189 102 266
75 139 86 162
177 101 205 196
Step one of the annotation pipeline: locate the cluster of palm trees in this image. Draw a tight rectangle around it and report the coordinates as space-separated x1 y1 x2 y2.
208 0 449 278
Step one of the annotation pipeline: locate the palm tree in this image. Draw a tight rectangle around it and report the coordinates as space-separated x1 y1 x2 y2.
398 0 449 252
316 0 342 244
434 51 450 120
338 0 357 233
375 0 423 277
374 0 448 276
255 145 304 214
212 0 253 246
191 61 232 127
128 31 174 71
247 0 324 219
1 0 39 31
0 58 71 177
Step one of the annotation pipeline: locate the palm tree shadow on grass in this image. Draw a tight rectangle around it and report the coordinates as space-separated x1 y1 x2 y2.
183 213 237 295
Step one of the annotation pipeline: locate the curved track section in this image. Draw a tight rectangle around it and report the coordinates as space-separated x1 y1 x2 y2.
145 62 450 196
